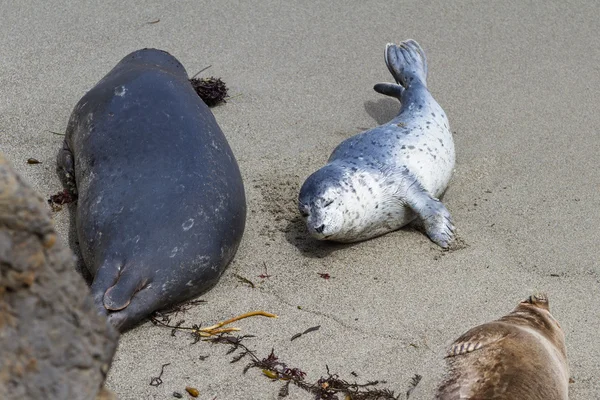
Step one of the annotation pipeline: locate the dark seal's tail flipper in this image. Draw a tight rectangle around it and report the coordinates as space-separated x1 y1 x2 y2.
102 269 146 311
106 286 161 332
90 263 162 332
90 263 120 317
384 39 428 88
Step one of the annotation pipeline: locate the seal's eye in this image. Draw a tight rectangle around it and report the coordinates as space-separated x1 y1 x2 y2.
300 210 309 217
323 200 334 208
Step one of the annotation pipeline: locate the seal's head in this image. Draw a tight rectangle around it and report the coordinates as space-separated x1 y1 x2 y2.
510 292 566 350
299 163 371 241
298 164 349 240
111 48 189 80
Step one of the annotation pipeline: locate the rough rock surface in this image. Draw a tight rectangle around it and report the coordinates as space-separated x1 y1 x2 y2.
0 153 118 399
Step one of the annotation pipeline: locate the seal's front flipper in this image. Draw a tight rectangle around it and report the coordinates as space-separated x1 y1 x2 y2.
401 175 455 248
384 39 428 88
57 139 77 195
446 322 512 358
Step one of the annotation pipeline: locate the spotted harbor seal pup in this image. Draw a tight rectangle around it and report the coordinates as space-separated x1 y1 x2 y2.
58 48 246 332
437 293 569 399
298 40 455 247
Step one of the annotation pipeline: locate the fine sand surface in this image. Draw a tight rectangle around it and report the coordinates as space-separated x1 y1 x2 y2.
2 1 599 398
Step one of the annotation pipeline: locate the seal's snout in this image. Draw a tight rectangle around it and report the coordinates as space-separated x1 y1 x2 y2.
306 217 326 239
306 213 339 240
301 199 346 241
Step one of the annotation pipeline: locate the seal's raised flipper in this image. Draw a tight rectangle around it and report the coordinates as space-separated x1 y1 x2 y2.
400 173 455 248
373 82 404 100
384 39 428 88
57 139 77 195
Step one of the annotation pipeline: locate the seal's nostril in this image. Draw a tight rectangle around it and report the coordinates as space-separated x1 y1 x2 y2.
315 224 325 234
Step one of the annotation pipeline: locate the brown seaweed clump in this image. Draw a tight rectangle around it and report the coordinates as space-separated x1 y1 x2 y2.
190 77 229 107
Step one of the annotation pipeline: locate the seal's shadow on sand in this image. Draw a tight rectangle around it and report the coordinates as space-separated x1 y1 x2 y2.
364 98 400 125
256 172 355 258
283 216 353 258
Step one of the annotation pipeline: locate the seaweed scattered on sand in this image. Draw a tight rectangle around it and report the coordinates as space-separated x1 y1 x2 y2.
233 273 256 289
48 189 76 211
406 374 422 399
151 299 207 325
242 350 399 399
149 363 170 387
290 325 321 341
258 262 272 279
150 310 277 344
152 315 401 399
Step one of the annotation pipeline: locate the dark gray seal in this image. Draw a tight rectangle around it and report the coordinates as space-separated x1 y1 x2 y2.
58 48 246 332
298 40 455 247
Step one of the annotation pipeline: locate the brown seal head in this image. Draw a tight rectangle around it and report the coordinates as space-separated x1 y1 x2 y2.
436 293 569 400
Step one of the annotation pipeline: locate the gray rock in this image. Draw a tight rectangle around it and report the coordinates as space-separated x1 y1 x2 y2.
0 153 118 399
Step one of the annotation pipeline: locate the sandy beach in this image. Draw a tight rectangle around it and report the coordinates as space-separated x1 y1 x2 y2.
1 1 599 398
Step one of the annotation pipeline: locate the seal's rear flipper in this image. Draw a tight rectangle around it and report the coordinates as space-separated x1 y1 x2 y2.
103 269 148 311
106 284 163 332
90 265 121 317
373 82 404 100
384 40 428 88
